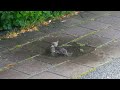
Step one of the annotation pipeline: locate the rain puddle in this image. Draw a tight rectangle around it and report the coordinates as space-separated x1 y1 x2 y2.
42 41 95 58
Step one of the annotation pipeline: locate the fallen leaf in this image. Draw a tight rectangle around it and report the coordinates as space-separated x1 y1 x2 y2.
5 63 16 69
42 21 49 26
61 20 66 22
75 11 80 15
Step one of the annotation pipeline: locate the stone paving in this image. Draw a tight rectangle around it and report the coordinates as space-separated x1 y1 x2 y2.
1 11 120 79
81 57 120 79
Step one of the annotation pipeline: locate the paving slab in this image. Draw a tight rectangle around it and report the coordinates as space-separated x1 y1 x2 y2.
0 69 29 79
0 59 14 68
79 21 111 31
0 47 8 52
61 44 95 57
59 11 108 28
63 26 93 37
39 20 67 34
29 71 68 79
77 34 111 47
61 17 84 27
74 11 103 21
92 39 120 59
12 58 52 75
0 41 46 62
42 32 77 45
48 61 92 78
89 11 111 16
26 40 51 49
0 38 21 51
95 15 120 25
34 55 71 65
95 28 120 39
17 30 47 41
0 31 46 52
70 52 110 68
81 57 120 79
107 24 120 31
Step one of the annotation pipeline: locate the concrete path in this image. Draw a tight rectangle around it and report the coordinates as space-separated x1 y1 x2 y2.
0 11 120 79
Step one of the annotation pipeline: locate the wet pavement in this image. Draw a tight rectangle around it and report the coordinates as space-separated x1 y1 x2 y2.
0 11 120 79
